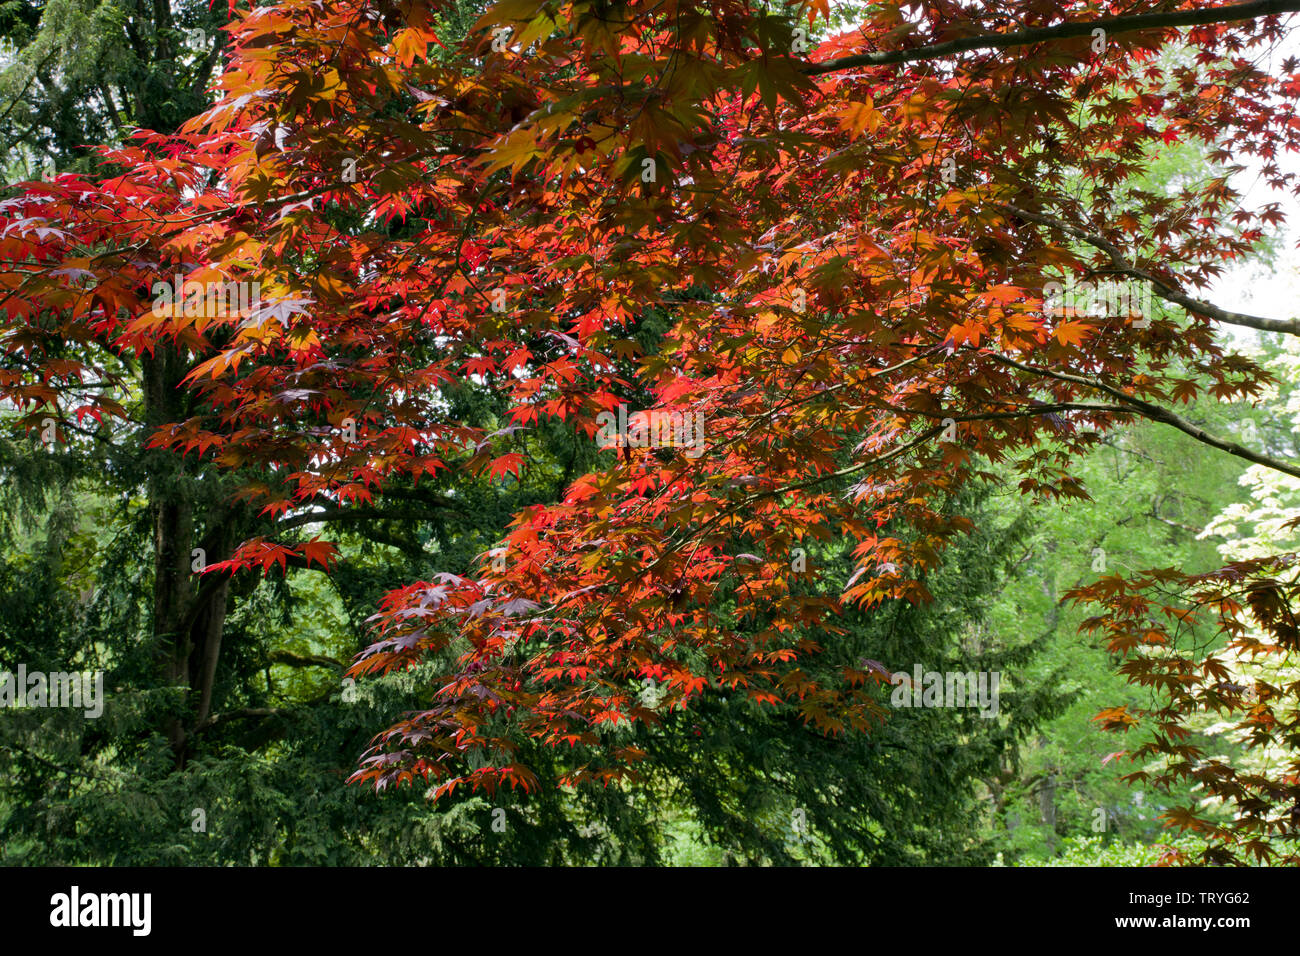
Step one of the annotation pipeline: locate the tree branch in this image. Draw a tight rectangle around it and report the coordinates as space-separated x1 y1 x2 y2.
193 706 283 733
268 650 343 670
276 504 454 532
1001 202 1300 335
986 351 1300 479
804 0 1300 76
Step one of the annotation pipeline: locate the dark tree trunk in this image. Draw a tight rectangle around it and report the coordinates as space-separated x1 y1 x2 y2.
142 345 232 765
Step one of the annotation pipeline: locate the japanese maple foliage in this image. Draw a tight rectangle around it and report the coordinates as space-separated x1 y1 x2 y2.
5 0 1300 862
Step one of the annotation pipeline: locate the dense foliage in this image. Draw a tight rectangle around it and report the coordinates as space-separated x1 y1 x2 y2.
3 0 1300 866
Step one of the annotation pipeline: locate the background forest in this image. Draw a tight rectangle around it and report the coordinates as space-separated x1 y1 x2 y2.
0 0 1296 866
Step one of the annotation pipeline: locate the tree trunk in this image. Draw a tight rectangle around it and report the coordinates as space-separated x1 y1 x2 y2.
142 346 232 765
1039 771 1058 853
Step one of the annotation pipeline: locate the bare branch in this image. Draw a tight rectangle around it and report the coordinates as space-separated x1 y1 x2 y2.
986 351 1300 479
276 504 454 532
1002 203 1300 336
268 650 343 670
805 0 1300 76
